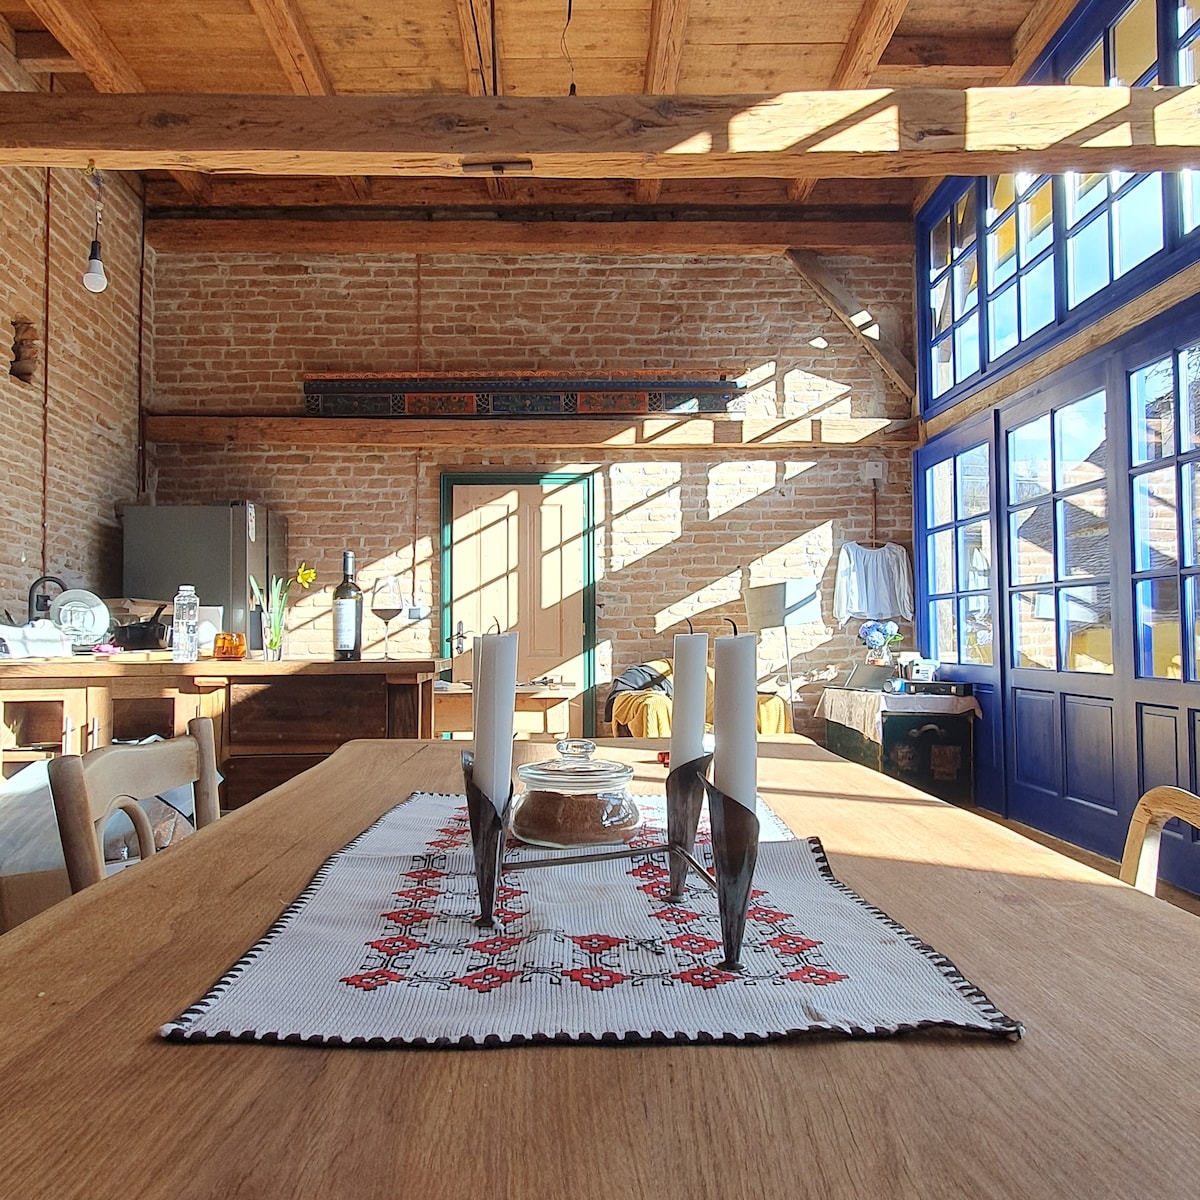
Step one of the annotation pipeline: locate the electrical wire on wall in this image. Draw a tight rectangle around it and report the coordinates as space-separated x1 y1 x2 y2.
40 168 52 577
415 254 423 373
561 0 576 95
137 195 148 496
411 451 422 612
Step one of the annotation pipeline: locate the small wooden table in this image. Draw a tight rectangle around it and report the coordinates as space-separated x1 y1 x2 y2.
2 737 1199 1198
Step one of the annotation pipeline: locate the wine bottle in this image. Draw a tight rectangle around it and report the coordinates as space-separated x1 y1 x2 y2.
332 551 363 661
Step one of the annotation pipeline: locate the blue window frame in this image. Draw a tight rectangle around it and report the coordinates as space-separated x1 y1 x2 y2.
917 0 1200 418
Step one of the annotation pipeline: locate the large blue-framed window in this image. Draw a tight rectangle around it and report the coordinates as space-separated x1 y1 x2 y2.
918 0 1200 415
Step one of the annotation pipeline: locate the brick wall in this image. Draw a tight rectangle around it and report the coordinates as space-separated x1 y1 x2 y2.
149 251 916 737
0 45 145 619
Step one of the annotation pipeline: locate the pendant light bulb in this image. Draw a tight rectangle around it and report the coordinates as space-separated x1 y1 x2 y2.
82 239 108 293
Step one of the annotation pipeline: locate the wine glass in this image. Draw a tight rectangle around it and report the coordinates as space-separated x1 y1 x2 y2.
371 576 404 660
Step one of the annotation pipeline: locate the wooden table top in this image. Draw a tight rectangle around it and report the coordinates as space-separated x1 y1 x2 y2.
0 654 449 681
2 737 1198 1199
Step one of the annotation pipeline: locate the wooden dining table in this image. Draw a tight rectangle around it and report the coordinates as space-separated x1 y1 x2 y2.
2 736 1199 1199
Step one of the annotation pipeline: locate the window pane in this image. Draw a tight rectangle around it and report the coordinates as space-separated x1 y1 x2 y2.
930 529 956 594
931 598 959 663
959 520 992 590
988 214 1018 289
1012 590 1057 668
1184 169 1200 234
1057 489 1109 579
1068 217 1111 307
1183 460 1199 567
929 458 954 526
930 214 951 276
953 189 977 251
1066 171 1108 226
961 595 993 665
1011 504 1055 583
1112 0 1158 83
1182 33 1198 85
1113 174 1164 276
1019 181 1054 263
1130 355 1176 465
1061 585 1114 672
988 175 1015 220
954 248 978 315
931 274 952 336
1068 39 1105 86
1181 343 1200 452
1188 575 1200 682
1008 413 1052 502
931 340 954 398
955 314 979 383
1055 391 1107 489
957 444 990 518
989 286 1019 359
1136 577 1182 678
1020 257 1056 337
1133 467 1179 570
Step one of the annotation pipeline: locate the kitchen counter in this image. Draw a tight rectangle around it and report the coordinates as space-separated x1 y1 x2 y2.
0 654 450 807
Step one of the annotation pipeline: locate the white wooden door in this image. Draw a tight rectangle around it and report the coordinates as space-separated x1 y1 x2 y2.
449 481 587 734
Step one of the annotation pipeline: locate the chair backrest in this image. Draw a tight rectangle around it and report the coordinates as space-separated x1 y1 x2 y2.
48 717 220 893
1118 785 1200 895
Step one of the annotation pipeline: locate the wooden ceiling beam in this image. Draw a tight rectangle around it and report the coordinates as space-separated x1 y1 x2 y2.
14 31 82 74
635 0 691 206
246 0 368 205
784 249 915 397
143 217 912 255
454 0 509 202
4 88 1199 180
21 0 208 201
787 0 911 203
878 35 1012 71
0 16 14 58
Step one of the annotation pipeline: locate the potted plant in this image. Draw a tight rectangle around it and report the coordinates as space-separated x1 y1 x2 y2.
250 562 316 660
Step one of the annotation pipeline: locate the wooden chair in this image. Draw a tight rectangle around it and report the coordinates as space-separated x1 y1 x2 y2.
1118 785 1200 895
48 717 220 893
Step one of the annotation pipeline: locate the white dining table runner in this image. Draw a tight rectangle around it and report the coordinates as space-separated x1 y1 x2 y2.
162 792 1021 1048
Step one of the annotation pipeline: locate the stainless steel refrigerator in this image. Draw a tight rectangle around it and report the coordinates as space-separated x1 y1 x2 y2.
122 502 288 650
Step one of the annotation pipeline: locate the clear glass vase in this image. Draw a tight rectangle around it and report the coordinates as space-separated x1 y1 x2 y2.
260 611 284 661
865 644 893 668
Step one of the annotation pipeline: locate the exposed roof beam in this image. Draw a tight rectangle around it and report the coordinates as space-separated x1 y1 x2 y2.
878 35 1012 71
784 249 915 398
246 0 368 205
22 0 208 201
15 31 82 73
634 0 691 206
454 0 509 202
144 217 912 255
4 88 1199 179
787 0 911 203
0 16 14 58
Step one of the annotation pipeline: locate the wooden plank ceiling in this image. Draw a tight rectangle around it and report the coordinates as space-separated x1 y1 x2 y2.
0 0 1063 250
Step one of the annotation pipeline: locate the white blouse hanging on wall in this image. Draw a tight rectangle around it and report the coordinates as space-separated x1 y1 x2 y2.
832 542 914 625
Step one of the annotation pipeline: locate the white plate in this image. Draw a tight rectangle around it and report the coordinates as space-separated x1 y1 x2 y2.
48 590 112 648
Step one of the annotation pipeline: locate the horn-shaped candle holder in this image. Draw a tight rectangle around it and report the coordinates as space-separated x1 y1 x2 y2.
462 750 511 929
702 779 760 971
665 753 712 902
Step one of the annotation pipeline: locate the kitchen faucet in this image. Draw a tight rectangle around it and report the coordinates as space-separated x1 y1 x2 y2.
27 576 67 624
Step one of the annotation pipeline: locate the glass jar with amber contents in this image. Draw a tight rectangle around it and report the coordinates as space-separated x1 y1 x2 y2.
511 739 639 849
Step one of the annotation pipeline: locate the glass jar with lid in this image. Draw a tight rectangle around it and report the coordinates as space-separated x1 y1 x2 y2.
511 739 640 848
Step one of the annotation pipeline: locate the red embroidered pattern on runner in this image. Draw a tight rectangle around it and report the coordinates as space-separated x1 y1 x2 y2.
161 792 1022 1048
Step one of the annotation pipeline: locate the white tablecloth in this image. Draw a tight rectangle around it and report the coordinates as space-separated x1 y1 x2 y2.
815 687 982 743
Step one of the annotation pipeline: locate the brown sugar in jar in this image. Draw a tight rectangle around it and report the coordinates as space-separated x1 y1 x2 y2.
511 740 640 849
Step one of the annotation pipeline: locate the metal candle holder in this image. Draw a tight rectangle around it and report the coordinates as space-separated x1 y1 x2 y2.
461 751 511 928
463 747 759 970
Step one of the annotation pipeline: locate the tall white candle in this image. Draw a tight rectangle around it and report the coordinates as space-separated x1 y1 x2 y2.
471 636 481 705
474 632 519 814
713 633 758 810
670 633 709 766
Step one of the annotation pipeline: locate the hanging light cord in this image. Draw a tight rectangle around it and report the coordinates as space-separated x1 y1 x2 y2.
84 160 103 239
560 0 576 95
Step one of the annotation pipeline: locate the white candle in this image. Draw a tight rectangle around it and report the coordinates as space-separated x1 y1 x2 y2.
713 633 758 810
471 636 481 703
670 633 709 766
474 632 519 814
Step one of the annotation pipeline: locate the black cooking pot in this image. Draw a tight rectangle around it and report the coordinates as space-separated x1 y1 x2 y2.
111 604 170 650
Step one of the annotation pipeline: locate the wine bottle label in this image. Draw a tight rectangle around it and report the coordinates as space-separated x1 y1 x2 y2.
333 599 358 650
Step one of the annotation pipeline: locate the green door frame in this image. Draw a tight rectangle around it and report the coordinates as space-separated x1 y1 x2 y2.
439 470 598 736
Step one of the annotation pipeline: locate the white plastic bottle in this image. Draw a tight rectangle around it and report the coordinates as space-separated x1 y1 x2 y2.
171 584 199 663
